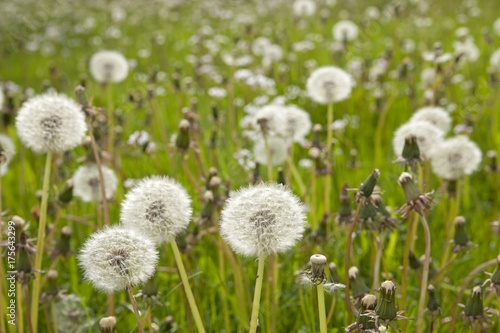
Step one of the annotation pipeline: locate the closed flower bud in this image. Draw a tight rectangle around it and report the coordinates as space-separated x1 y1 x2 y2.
375 281 397 321
176 119 191 150
349 266 370 300
357 169 380 200
99 316 117 333
398 172 433 218
452 216 473 253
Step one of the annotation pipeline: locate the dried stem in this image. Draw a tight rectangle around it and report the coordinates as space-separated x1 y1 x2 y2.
416 214 431 333
126 285 144 333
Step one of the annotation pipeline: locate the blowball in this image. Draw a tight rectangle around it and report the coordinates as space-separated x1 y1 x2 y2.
0 134 15 176
15 93 87 154
72 164 118 202
431 136 482 180
120 176 192 244
306 66 354 104
78 226 158 293
89 50 129 83
393 121 444 160
220 183 307 257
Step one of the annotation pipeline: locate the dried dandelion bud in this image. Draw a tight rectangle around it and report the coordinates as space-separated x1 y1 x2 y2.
397 134 422 168
72 164 118 202
176 119 190 150
357 169 380 200
16 93 87 154
220 183 306 257
90 50 129 84
463 286 485 323
488 255 500 296
120 176 192 244
45 270 59 297
375 281 397 322
78 226 158 293
328 262 341 283
336 183 353 224
397 172 433 218
393 121 444 161
452 216 473 253
53 226 72 257
58 179 74 204
355 294 377 330
349 266 370 299
99 316 117 333
426 285 441 319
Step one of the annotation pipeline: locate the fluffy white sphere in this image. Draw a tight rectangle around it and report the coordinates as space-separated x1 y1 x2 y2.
410 106 452 133
220 183 306 257
15 93 87 154
332 20 359 42
490 49 500 69
72 164 118 202
293 0 316 17
78 226 158 293
253 136 289 166
89 50 129 83
120 176 192 244
393 121 444 160
306 66 354 104
431 136 482 180
0 134 15 176
283 105 312 142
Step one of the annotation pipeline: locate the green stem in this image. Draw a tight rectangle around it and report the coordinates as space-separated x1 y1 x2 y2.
325 103 334 216
416 215 431 333
249 253 266 333
263 134 273 182
106 84 114 157
317 284 327 333
372 231 387 290
170 241 206 333
287 147 306 195
126 285 144 333
344 203 362 324
31 150 53 333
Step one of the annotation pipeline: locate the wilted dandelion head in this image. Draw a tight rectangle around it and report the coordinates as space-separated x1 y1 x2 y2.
72 164 118 202
431 136 482 180
292 0 316 17
89 50 129 83
15 93 87 154
332 20 359 42
78 226 158 293
410 106 452 133
120 176 192 244
393 121 444 160
306 66 353 104
0 134 15 176
220 183 307 257
253 136 290 166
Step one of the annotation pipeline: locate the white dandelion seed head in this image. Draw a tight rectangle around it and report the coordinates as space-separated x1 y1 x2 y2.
332 20 359 42
0 134 16 176
348 266 360 279
306 66 354 104
72 164 118 202
293 0 316 17
15 93 87 154
490 49 500 69
89 50 129 83
494 18 500 36
253 136 290 166
253 104 288 136
430 136 482 180
283 105 312 142
120 176 192 244
393 121 444 160
220 183 307 257
410 106 452 133
453 37 480 63
0 89 4 109
252 37 272 56
78 226 158 293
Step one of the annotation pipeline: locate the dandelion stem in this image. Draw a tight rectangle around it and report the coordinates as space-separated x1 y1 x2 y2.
263 134 273 181
344 202 362 324
169 241 206 333
17 281 24 333
287 147 306 195
126 285 144 333
372 231 387 290
31 150 53 333
0 175 8 333
106 84 114 157
325 102 334 217
317 284 327 333
447 258 497 333
416 214 431 333
249 253 266 333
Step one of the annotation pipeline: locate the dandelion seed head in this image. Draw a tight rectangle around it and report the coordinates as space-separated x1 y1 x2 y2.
393 121 444 160
490 49 500 69
220 183 306 257
431 136 482 180
0 134 16 176
72 164 118 202
253 136 289 166
410 106 451 133
78 226 158 293
306 66 354 104
332 20 359 41
15 93 87 154
283 105 312 142
293 0 316 17
120 176 192 244
89 50 129 83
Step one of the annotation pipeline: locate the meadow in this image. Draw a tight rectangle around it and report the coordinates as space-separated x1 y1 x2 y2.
1 0 500 332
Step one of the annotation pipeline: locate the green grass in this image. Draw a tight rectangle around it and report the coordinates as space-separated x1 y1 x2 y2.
1 0 500 332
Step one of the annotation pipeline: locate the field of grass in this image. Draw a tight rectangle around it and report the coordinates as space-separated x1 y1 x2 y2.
1 0 500 332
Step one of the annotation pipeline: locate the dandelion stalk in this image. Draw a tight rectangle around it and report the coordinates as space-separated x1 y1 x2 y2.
263 134 273 181
17 281 24 333
317 283 327 333
446 258 497 333
31 150 53 333
126 285 144 333
249 253 266 333
372 231 387 290
324 102 333 216
416 214 431 333
169 241 206 333
106 84 114 157
344 203 362 323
